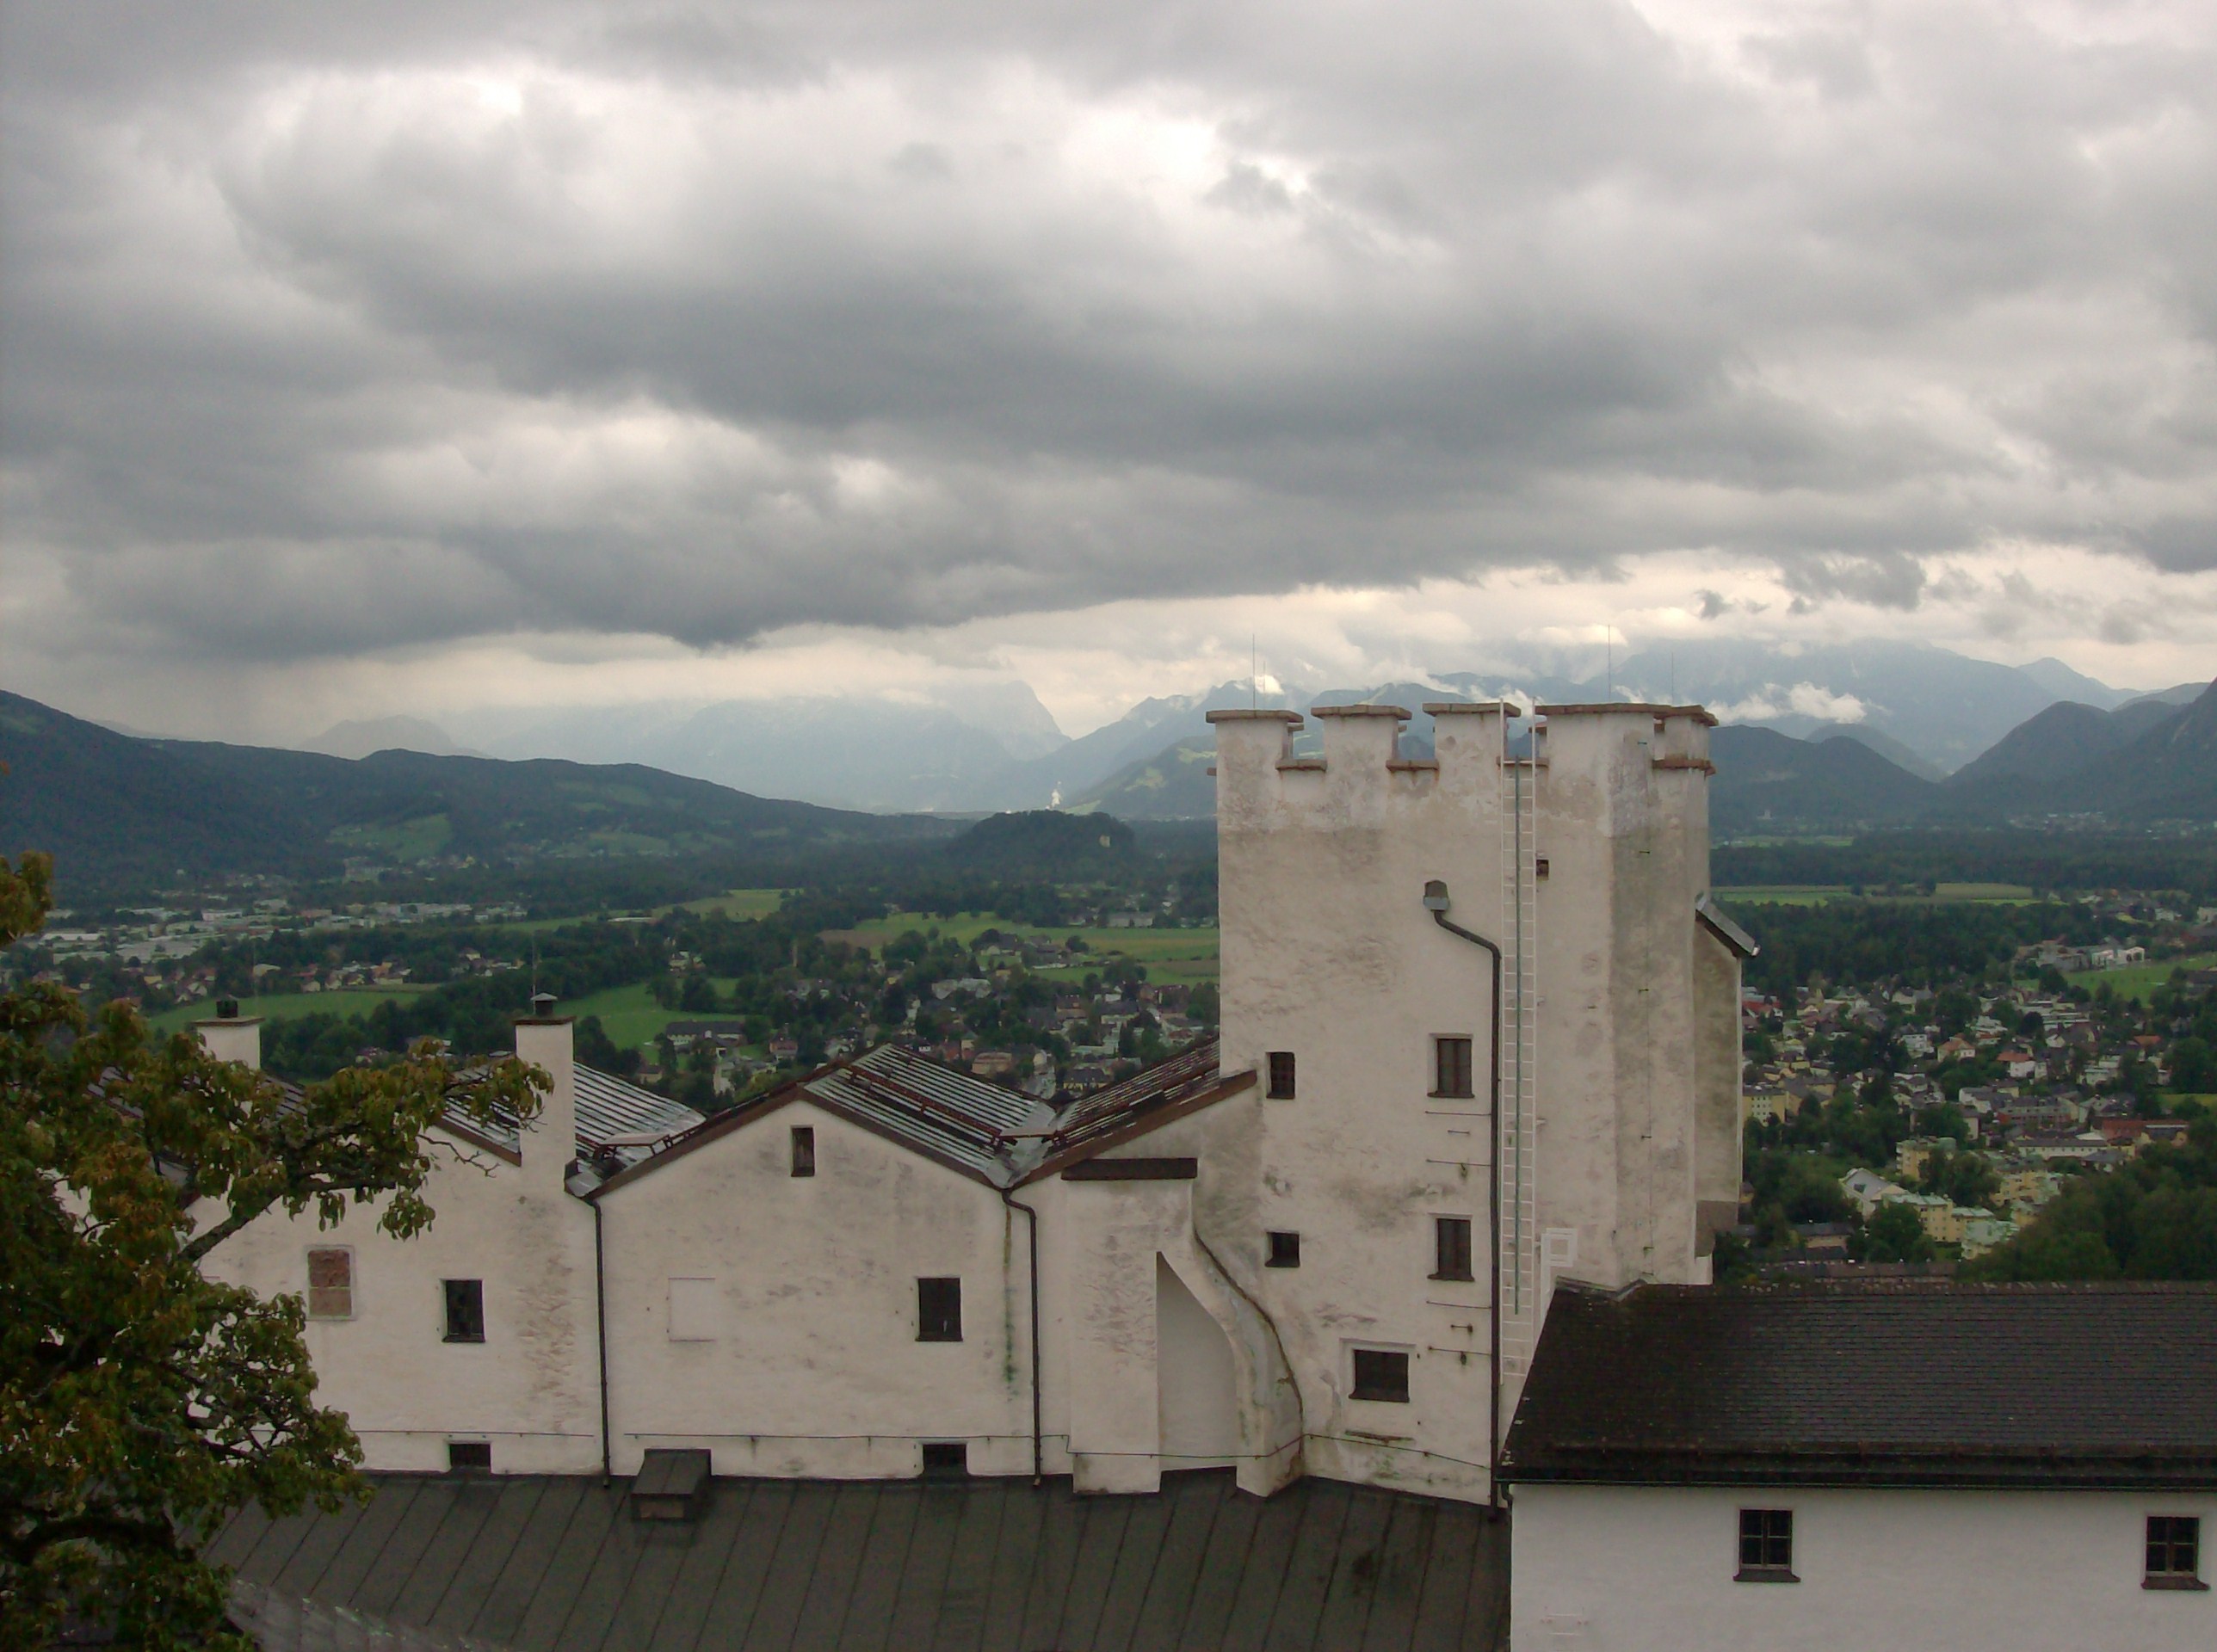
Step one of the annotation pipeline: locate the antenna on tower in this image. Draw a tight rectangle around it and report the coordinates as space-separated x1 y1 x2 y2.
530 939 539 1000
1251 634 1259 711
1606 626 1615 702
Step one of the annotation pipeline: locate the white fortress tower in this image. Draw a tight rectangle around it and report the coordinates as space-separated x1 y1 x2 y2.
1208 700 1749 1502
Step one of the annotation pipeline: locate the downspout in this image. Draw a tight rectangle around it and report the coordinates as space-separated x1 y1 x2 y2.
1000 1187 1044 1484
593 1195 613 1487
1423 880 1504 1512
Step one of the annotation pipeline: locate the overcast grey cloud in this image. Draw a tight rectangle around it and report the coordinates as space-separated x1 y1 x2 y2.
3 0 2214 721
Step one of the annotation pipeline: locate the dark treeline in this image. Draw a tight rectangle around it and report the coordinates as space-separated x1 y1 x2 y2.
1715 830 2217 898
1727 899 2111 998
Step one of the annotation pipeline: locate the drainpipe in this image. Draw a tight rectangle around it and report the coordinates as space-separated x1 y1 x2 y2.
1000 1187 1044 1484
1423 879 1504 1512
593 1195 614 1487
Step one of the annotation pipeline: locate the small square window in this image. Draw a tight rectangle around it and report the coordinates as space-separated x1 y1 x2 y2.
1737 1508 1796 1581
791 1125 816 1177
1266 1051 1297 1099
447 1440 491 1473
1433 1038 1474 1100
306 1248 353 1319
1432 1217 1474 1281
917 1277 962 1342
1266 1231 1301 1268
1351 1348 1410 1402
2146 1516 2206 1589
921 1441 968 1478
442 1279 485 1344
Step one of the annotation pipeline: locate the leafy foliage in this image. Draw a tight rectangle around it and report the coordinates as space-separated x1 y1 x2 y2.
1966 1118 2217 1282
0 853 545 1648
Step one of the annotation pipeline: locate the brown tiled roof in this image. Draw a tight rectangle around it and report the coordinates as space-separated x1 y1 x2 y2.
1502 1279 2217 1489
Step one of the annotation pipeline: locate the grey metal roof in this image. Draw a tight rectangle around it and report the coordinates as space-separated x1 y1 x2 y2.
1503 1279 2217 1490
207 1470 1507 1651
573 1069 703 1167
799 1045 1055 1186
441 1067 703 1168
1042 1039 1227 1161
231 1577 514 1651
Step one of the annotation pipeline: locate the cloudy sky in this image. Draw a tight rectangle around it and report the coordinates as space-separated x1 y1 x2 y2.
3 0 2214 742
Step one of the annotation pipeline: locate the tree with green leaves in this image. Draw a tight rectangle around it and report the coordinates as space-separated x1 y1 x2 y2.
1854 1202 1937 1264
1 854 544 1649
1967 1119 2217 1282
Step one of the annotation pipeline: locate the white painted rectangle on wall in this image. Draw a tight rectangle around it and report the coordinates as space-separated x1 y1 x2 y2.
668 1277 719 1341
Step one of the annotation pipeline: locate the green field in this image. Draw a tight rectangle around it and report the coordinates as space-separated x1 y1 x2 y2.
672 888 787 921
2103 953 2217 1002
821 912 1220 985
1720 883 2038 906
482 888 787 934
147 987 429 1036
556 979 747 1051
145 978 748 1054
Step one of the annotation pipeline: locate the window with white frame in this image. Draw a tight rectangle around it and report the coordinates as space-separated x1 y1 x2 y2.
1736 1508 1796 1581
2146 1516 2205 1590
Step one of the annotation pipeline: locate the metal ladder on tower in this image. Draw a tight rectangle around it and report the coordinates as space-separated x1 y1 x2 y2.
1498 730 1541 1380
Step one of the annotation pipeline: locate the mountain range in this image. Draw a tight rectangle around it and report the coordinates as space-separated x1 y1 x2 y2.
1071 679 2217 831
0 692 951 895
8 653 2211 899
336 641 2197 816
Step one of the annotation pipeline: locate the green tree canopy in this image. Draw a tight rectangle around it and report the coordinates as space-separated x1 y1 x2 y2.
1 853 545 1648
1967 1119 2217 1282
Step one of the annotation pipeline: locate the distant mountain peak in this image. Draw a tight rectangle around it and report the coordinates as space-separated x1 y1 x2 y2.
306 716 482 761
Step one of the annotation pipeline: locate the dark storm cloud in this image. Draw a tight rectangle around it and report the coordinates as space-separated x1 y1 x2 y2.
3 0 2215 669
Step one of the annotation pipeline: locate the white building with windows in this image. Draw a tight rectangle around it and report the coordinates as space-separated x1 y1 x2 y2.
190 699 2217 1647
1502 1279 2216 1650
200 699 1748 1504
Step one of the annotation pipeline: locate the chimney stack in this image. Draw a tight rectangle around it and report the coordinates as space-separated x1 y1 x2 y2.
195 1002 262 1070
513 996 577 1193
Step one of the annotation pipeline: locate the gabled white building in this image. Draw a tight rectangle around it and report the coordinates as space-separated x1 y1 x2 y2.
200 700 1746 1509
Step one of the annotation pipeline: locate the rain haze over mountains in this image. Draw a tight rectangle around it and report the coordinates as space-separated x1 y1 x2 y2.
325 639 2202 816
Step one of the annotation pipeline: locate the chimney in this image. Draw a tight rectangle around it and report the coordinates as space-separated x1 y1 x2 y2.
195 1002 262 1070
513 996 577 1192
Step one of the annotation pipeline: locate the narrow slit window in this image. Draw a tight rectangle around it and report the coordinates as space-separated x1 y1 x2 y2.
1737 1509 1796 1581
1433 1037 1474 1099
447 1440 491 1473
1351 1349 1410 1402
306 1248 353 1319
790 1125 816 1177
442 1279 485 1344
2146 1516 2205 1589
1266 1051 1297 1099
1266 1230 1301 1268
1432 1217 1474 1281
917 1277 962 1342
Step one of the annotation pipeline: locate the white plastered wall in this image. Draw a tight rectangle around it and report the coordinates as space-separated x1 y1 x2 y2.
1512 1483 2217 1651
193 1019 602 1473
1210 703 1727 1504
593 1097 1034 1480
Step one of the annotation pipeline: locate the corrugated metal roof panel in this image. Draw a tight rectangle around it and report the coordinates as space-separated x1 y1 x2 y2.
437 1064 703 1166
801 1045 1053 1185
210 1471 1509 1650
1048 1038 1223 1153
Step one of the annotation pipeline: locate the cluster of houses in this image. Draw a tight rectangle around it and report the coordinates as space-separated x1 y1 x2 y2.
1741 966 2208 1258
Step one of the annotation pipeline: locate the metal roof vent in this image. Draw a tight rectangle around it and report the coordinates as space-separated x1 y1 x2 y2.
530 990 558 1018
215 997 241 1020
631 1448 711 1521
